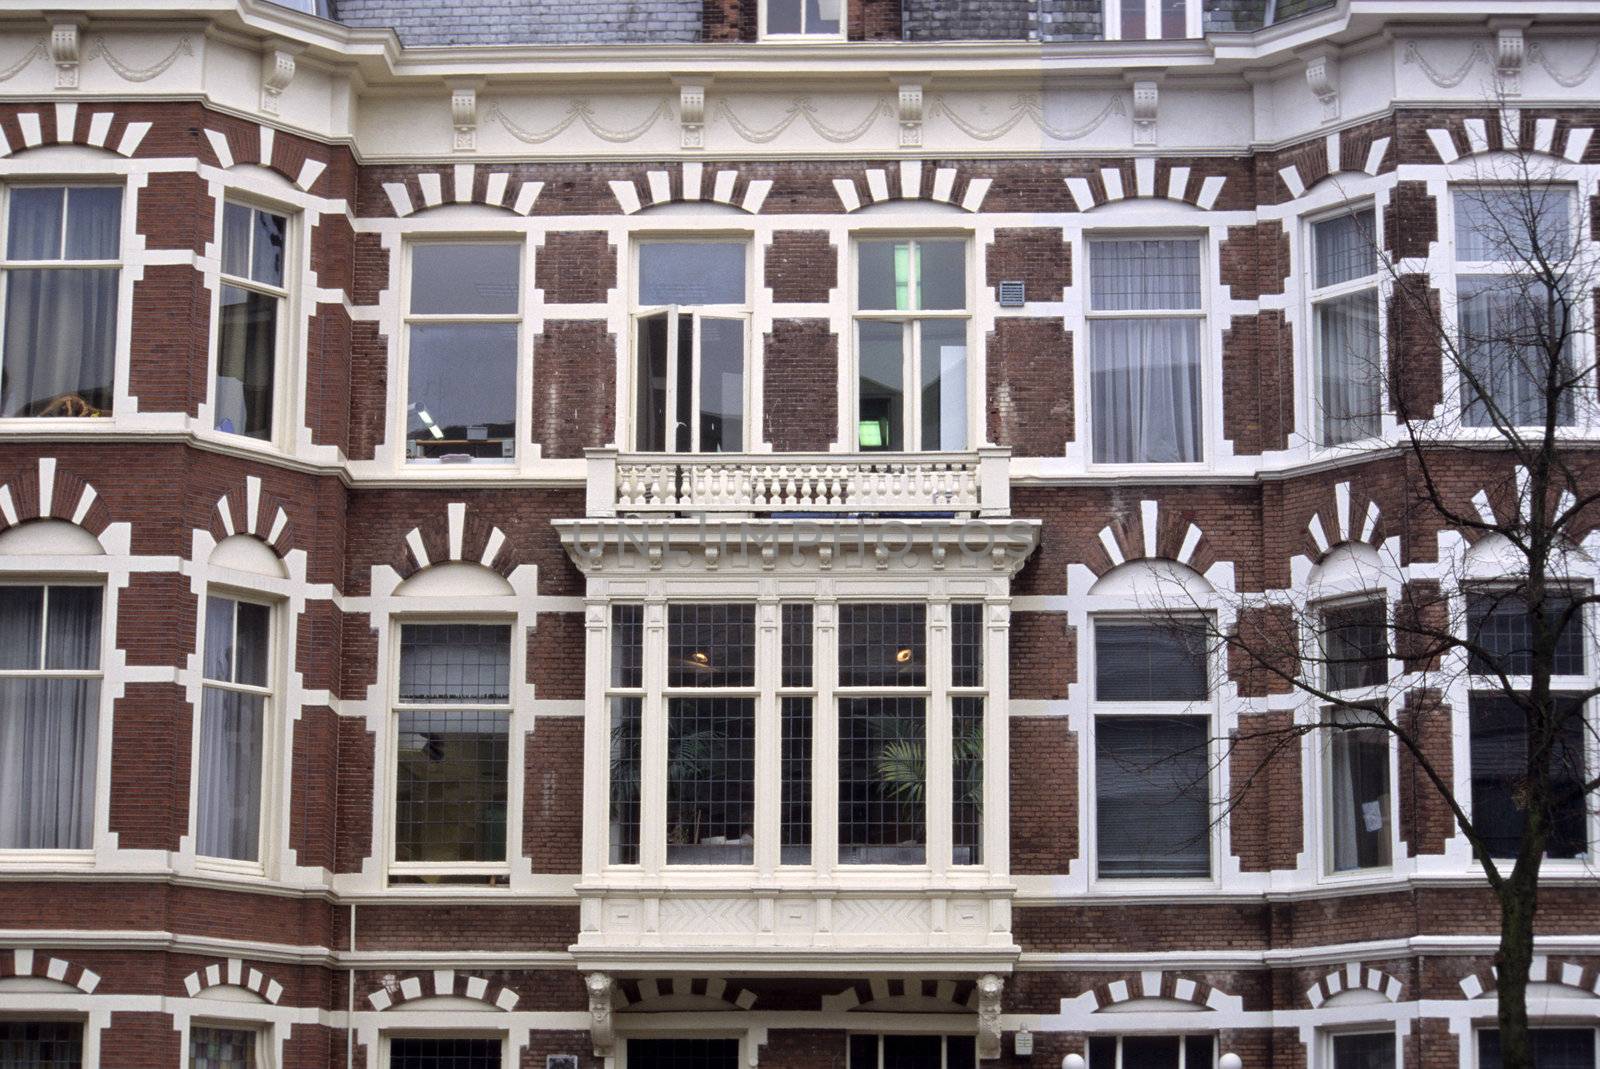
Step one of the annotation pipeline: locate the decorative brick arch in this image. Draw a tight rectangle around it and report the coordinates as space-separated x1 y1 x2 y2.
1 948 100 993
210 475 294 558
1090 499 1215 578
617 976 759 1010
201 121 330 193
1466 464 1585 543
609 162 770 215
1080 970 1236 1012
1304 479 1385 561
1065 164 1228 213
398 502 516 579
381 163 543 217
1306 963 1403 1007
1424 108 1593 164
1277 130 1392 198
832 161 991 213
1459 958 1600 999
822 977 972 1013
182 958 283 1004
366 970 519 1011
0 102 150 159
0 457 111 539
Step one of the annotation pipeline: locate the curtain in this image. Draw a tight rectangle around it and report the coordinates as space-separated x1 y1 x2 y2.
195 687 264 861
1318 290 1380 444
0 678 99 849
1315 210 1377 288
0 585 42 668
1095 716 1210 878
2 268 118 416
1091 318 1202 463
1459 277 1573 428
1329 723 1390 871
215 285 278 440
64 188 121 261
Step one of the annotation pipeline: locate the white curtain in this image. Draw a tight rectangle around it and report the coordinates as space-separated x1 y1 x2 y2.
1091 318 1202 463
0 679 99 849
1458 277 1572 428
195 687 264 861
1 268 118 416
1318 291 1380 444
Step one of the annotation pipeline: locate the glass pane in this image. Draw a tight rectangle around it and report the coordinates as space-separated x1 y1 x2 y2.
234 601 271 687
204 596 236 682
1479 1029 1595 1069
667 603 755 688
781 696 813 865
389 1037 503 1069
807 0 842 34
1088 1037 1116 1069
190 1026 257 1069
1185 1036 1215 1069
63 188 121 262
1122 1036 1180 1069
782 603 814 689
399 623 511 703
849 1035 879 1069
666 696 756 864
0 585 43 669
636 312 669 451
251 209 287 287
0 1022 84 1068
675 314 693 452
1095 621 1208 701
1317 290 1381 444
215 284 278 439
1469 693 1588 859
222 202 252 279
0 677 100 849
951 602 984 687
1467 592 1585 676
698 317 744 452
838 603 926 687
918 240 966 310
1089 318 1203 464
1160 0 1187 36
1328 713 1392 871
1314 210 1377 288
610 604 643 689
952 696 984 865
920 319 968 451
410 244 520 315
627 1039 740 1069
838 696 926 864
406 322 518 460
394 709 509 863
43 586 101 672
767 0 802 33
858 240 912 311
1096 716 1211 878
883 1036 942 1069
858 320 904 451
196 688 265 861
2 267 118 417
1333 1032 1395 1069
638 242 746 305
1458 275 1574 428
1456 186 1571 262
1120 0 1146 38
947 1037 977 1069
609 696 642 865
1091 239 1201 310
1322 601 1387 691
8 187 65 260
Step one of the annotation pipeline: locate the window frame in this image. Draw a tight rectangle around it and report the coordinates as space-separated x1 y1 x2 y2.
1474 1025 1599 1069
209 197 293 448
758 0 848 41
628 235 754 455
379 1031 511 1069
1306 202 1385 447
399 237 525 466
849 232 975 454
0 180 125 422
1102 0 1202 41
1320 1027 1400 1069
1086 1033 1218 1069
186 1019 273 1069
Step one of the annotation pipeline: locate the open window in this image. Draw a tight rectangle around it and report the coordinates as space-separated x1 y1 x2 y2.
214 202 288 441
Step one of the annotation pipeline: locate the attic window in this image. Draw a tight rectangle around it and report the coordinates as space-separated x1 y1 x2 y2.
765 0 844 38
1105 0 1200 39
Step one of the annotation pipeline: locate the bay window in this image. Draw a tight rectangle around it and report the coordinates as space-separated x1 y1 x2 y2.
405 243 520 461
0 584 102 851
391 622 512 880
764 0 843 37
1311 208 1381 444
196 595 273 863
1088 239 1204 464
214 202 287 441
1 185 121 418
781 603 815 865
1088 1035 1214 1068
633 240 748 453
855 238 969 452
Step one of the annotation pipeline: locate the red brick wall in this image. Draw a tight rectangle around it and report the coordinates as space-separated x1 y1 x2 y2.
986 228 1071 303
537 231 617 303
986 318 1073 456
1011 717 1078 874
532 321 617 458
763 319 838 452
1221 310 1295 455
767 231 838 303
524 718 584 873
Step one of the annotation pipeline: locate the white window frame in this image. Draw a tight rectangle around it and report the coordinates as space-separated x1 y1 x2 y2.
1306 202 1385 448
379 1031 511 1069
399 238 524 466
849 233 976 454
191 589 279 875
385 615 518 884
758 0 847 41
209 198 293 448
1319 1027 1401 1069
628 236 753 455
1102 0 1202 41
186 1019 274 1069
1083 232 1210 469
0 181 124 422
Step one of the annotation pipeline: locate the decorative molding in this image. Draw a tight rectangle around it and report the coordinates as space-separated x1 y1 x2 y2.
1064 167 1227 212
586 973 615 1058
1305 480 1383 560
608 161 767 214
896 80 923 149
48 20 82 90
614 976 758 1010
0 39 46 83
183 959 283 1004
1403 40 1488 89
1492 23 1527 96
1094 499 1212 576
1130 79 1159 147
833 162 991 212
366 969 519 1011
85 34 192 83
487 98 673 145
202 124 327 191
1458 958 1600 1000
1306 963 1403 1007
1528 40 1600 88
675 78 707 150
212 475 293 555
1077 971 1238 1013
976 974 1004 1061
0 457 107 536
715 96 892 145
1423 111 1593 163
1 949 99 994
259 41 298 116
449 79 480 152
401 501 513 575
929 93 1124 143
1304 51 1339 123
381 163 541 217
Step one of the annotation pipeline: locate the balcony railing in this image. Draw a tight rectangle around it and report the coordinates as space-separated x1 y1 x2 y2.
585 448 1011 517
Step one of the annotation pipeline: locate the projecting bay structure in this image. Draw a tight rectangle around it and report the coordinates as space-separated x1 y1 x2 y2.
0 0 1597 1066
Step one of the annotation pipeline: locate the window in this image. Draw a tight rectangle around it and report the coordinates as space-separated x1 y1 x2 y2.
838 603 927 864
215 203 287 441
633 241 748 453
1104 0 1198 39
1331 1033 1395 1069
1311 209 1381 444
1469 693 1588 860
389 1037 502 1069
0 585 102 850
1321 601 1387 692
0 1022 83 1067
951 602 985 866
764 0 842 37
1453 186 1576 428
405 243 520 461
781 604 815 865
1 185 120 418
1324 708 1392 872
849 1035 977 1069
392 623 511 880
1088 1035 1214 1068
190 1026 260 1069
196 596 272 863
1093 620 1211 879
629 1039 740 1069
855 239 969 452
1466 591 1585 678
608 604 643 866
1088 239 1204 464
1478 1029 1596 1069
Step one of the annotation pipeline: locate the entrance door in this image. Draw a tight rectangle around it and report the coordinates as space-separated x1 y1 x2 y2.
627 1038 740 1069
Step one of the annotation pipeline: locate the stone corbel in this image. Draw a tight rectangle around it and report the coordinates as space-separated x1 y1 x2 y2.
1304 49 1340 123
675 77 708 150
1129 77 1159 147
1491 19 1529 96
895 79 924 149
449 79 481 152
260 41 300 116
976 973 1004 1060
49 19 82 90
585 972 615 1058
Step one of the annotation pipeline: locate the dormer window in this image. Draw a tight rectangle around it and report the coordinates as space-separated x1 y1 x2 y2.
1105 0 1200 39
764 0 844 38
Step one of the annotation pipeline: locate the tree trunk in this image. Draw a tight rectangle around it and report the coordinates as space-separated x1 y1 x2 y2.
1494 856 1542 1069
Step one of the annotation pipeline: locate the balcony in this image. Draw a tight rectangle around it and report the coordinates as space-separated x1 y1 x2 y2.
584 447 1012 518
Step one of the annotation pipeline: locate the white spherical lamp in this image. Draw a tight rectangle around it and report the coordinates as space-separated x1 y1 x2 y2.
1063 1055 1087 1069
1219 1054 1243 1069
